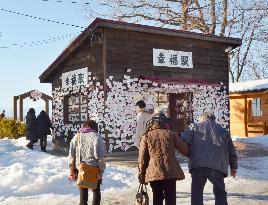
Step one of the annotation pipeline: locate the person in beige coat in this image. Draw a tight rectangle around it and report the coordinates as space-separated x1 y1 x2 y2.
135 100 153 147
138 110 189 205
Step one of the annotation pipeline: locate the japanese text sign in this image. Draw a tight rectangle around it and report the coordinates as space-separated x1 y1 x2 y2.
62 67 88 88
153 48 193 68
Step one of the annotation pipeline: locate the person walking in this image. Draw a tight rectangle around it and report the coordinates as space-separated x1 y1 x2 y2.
37 110 53 152
68 119 106 205
181 112 238 205
135 100 153 147
25 108 39 150
138 109 189 205
0 110 5 119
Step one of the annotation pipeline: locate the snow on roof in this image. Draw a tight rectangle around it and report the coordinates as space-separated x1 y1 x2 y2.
229 79 268 93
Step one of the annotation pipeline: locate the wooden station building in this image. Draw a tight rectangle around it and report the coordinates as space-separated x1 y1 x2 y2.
39 18 241 152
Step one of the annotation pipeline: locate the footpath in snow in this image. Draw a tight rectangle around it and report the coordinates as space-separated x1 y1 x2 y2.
0 136 268 205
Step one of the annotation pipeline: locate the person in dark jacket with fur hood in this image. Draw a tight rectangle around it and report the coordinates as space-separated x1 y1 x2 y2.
26 108 39 150
181 112 238 205
37 110 53 152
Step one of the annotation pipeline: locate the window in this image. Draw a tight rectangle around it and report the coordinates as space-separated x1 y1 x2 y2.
155 92 169 117
65 95 88 123
252 98 262 117
155 92 168 107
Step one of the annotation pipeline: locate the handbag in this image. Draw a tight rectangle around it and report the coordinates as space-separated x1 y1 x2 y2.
76 163 100 189
76 133 100 189
135 184 149 205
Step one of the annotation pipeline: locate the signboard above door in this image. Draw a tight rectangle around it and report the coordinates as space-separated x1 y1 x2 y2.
62 67 88 88
153 48 193 68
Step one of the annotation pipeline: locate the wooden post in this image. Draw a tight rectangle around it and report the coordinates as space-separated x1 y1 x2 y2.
13 96 18 120
19 97 24 121
244 96 248 137
102 29 109 152
45 99 49 114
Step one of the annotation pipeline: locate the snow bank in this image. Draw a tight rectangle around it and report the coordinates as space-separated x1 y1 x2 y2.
0 137 141 205
233 135 268 147
229 79 268 93
1 137 268 204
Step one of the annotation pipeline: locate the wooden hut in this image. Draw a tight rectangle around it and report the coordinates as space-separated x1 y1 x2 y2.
230 79 268 137
39 18 241 152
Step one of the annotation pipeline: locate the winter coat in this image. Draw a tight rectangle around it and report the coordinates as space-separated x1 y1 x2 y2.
69 130 107 176
135 108 153 147
37 111 52 136
25 112 39 142
138 125 189 183
181 119 238 177
0 113 5 119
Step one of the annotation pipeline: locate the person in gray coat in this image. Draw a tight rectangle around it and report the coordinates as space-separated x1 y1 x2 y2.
181 112 238 205
68 119 106 205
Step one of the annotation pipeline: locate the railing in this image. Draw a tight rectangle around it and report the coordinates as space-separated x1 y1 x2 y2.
247 122 267 136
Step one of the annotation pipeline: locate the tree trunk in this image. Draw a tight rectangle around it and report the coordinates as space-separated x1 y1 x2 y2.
220 0 228 36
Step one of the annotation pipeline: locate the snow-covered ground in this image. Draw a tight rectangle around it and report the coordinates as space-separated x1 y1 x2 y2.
0 136 268 205
233 135 268 147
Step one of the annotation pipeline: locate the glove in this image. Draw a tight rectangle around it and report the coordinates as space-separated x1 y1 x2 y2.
138 174 145 184
230 169 237 178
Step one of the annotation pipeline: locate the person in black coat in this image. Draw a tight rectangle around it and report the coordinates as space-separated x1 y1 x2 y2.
26 108 39 150
0 110 5 119
37 110 53 152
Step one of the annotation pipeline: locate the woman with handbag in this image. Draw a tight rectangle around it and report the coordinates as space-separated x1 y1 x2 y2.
138 108 189 205
68 119 106 205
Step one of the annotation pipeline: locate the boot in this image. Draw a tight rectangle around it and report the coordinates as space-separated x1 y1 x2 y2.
43 140 47 152
26 142 33 150
40 138 44 152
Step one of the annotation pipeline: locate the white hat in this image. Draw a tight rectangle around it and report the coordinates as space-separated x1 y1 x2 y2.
154 106 168 114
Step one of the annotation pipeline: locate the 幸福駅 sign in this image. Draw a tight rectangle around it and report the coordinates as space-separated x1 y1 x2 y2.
153 48 193 68
62 67 88 88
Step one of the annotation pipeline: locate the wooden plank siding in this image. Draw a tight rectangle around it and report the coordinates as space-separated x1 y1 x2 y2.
50 33 104 90
230 97 247 136
230 93 268 137
104 28 229 83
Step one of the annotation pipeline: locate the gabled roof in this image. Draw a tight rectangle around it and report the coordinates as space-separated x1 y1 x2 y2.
229 79 268 94
39 18 242 83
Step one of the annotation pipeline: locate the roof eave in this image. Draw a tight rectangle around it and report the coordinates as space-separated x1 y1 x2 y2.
98 20 242 47
39 18 102 83
40 18 242 83
229 89 268 95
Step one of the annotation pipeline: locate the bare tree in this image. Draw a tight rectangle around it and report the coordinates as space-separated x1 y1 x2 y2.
81 0 227 34
81 0 268 82
228 0 268 82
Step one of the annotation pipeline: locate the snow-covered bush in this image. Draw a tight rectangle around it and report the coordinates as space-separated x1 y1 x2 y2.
0 118 26 139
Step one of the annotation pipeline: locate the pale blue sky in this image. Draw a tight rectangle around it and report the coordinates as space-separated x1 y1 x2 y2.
0 0 97 116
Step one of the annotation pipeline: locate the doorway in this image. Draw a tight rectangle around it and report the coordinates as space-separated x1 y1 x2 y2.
169 92 193 135
154 92 193 135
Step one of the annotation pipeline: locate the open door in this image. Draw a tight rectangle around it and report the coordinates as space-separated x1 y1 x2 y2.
169 92 193 135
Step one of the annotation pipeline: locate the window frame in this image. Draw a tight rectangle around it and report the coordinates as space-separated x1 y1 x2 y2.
64 94 88 124
252 97 262 117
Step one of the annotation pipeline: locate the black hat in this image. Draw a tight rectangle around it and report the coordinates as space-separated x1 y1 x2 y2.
136 100 146 108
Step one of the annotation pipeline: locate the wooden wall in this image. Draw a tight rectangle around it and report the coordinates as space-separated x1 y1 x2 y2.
230 93 268 137
50 31 104 90
230 96 247 136
46 27 231 88
104 28 229 83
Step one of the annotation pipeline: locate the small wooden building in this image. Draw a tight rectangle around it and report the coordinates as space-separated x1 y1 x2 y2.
230 79 268 137
39 18 241 152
